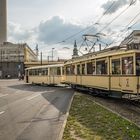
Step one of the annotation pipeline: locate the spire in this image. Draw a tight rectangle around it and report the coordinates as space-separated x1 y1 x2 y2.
35 44 39 56
72 40 79 58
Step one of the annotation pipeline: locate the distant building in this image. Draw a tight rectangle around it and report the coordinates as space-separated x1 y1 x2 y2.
120 30 140 46
72 40 79 58
0 42 38 78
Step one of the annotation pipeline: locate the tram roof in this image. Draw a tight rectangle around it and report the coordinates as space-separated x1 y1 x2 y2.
65 43 140 64
25 63 64 70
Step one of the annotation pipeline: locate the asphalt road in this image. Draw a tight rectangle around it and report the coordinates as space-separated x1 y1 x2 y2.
0 79 74 140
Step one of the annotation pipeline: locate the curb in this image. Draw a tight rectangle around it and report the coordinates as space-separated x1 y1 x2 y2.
57 92 75 140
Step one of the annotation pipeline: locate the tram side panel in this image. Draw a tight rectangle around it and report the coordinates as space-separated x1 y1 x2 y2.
28 76 48 84
81 75 109 90
110 76 138 94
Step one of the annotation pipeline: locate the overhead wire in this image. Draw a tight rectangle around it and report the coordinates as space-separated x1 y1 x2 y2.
56 0 116 44
105 8 140 48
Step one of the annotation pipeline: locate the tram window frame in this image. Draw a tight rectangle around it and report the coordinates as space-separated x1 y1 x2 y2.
122 56 133 75
77 64 81 75
111 59 121 75
136 54 140 76
96 60 107 75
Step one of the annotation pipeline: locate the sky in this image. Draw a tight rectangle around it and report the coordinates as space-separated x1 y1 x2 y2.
7 0 140 60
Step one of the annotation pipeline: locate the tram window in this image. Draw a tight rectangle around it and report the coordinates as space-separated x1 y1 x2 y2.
96 60 107 75
50 68 54 75
36 69 42 76
50 68 57 75
87 62 93 74
70 65 75 75
136 54 140 75
62 67 64 75
32 70 35 75
66 66 71 75
57 67 61 75
42 68 48 75
82 64 85 75
122 57 133 74
112 59 121 74
77 64 81 75
29 70 32 76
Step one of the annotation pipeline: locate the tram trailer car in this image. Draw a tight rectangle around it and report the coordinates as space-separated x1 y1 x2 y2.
64 43 140 98
25 64 64 85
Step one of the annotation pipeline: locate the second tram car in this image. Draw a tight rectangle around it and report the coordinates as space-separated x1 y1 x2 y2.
64 43 140 98
25 64 64 85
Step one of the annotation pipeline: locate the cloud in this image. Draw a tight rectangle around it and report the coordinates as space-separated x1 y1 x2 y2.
37 16 97 45
101 0 136 14
8 22 34 42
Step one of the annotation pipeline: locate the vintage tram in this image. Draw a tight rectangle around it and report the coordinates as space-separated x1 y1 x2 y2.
64 43 140 98
25 64 64 85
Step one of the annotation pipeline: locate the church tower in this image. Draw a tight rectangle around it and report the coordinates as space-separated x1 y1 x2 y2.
72 40 79 58
0 0 7 44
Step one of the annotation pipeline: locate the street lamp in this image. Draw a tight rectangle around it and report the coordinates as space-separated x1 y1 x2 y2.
52 48 54 61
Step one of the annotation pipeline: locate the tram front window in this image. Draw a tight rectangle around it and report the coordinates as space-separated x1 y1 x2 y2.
136 54 140 75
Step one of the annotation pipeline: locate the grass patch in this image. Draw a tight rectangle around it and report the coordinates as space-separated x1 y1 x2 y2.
63 94 140 140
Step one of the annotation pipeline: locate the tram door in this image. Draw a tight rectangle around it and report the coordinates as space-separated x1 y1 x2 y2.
49 67 55 84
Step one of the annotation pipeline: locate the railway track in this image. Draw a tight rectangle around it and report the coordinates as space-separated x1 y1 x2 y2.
79 91 140 128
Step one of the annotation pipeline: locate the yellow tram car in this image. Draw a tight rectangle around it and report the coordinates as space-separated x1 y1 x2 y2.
64 43 140 98
25 64 64 85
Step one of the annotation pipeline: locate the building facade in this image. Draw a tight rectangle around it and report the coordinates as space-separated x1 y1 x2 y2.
0 0 7 44
0 42 38 78
120 30 140 46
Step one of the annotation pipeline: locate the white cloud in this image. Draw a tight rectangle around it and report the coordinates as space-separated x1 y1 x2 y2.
8 22 35 42
36 16 93 45
101 0 137 14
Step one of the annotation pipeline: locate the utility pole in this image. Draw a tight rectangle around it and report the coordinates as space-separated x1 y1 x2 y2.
52 48 54 61
0 50 2 78
48 56 49 64
40 52 42 65
18 45 21 79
